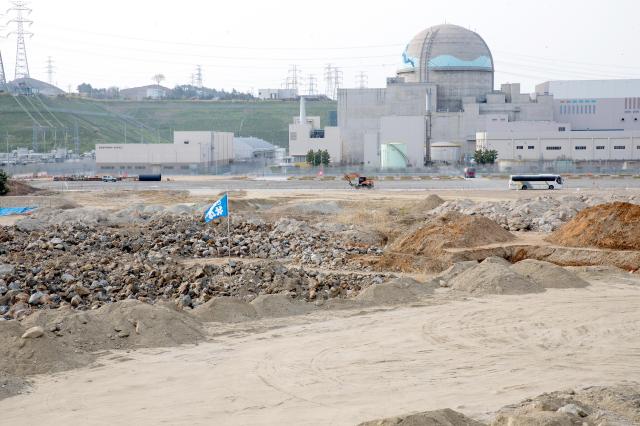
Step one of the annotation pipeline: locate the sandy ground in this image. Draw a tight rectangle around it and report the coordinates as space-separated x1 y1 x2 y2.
2 278 639 426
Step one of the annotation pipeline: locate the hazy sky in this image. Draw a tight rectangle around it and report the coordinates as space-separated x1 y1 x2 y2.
4 0 639 94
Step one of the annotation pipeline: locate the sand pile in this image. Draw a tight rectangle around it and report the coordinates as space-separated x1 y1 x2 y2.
511 259 589 289
193 294 314 323
358 408 483 426
0 300 204 378
356 277 435 305
493 385 640 426
415 194 446 211
192 297 259 323
548 202 640 250
449 259 544 295
391 212 515 255
370 213 515 273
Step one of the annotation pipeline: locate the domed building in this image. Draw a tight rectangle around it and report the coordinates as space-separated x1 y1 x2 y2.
294 23 633 169
397 24 494 111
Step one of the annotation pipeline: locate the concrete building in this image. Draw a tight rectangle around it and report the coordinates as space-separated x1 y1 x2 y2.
288 98 342 164
258 88 298 100
96 131 234 175
120 85 170 101
337 24 640 169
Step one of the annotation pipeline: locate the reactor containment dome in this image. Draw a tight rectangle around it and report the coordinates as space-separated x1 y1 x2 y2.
398 24 494 112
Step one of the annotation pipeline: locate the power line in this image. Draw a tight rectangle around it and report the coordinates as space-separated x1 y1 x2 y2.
306 74 317 96
7 0 34 79
194 65 203 88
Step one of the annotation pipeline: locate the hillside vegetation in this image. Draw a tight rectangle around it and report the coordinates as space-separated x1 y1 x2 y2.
0 94 336 152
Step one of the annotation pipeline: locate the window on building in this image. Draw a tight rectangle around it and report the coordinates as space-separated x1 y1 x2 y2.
637 146 640 150
290 132 297 141
593 105 596 114
181 165 189 170
528 146 535 150
558 127 566 131
183 141 190 145
575 146 587 150
614 146 626 150
560 105 564 115
545 146 562 150
135 166 145 169
596 146 605 150
516 146 524 150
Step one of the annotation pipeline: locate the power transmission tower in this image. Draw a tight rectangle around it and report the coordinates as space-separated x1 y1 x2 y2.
332 67 343 99
286 65 300 92
356 71 368 89
46 56 55 85
195 65 203 88
7 0 34 80
0 51 6 86
306 74 317 96
324 64 334 99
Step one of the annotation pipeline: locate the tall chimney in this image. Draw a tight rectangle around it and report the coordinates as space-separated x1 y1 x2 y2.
299 96 306 124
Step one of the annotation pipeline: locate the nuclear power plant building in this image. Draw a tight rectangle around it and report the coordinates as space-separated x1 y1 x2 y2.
332 24 640 169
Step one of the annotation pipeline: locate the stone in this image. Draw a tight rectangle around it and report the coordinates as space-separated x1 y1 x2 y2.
0 264 14 278
21 326 44 339
28 292 45 305
557 403 588 417
61 273 75 283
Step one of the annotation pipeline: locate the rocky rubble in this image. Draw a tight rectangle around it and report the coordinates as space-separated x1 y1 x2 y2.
431 194 640 232
0 213 391 320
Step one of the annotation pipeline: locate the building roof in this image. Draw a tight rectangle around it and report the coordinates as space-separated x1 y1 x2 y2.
400 24 494 80
7 77 65 96
537 79 640 99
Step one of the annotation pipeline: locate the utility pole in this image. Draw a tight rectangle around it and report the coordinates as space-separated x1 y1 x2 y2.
356 71 368 89
7 0 34 80
46 56 55 85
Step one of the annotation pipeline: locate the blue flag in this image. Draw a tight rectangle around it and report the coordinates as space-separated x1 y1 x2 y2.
204 194 229 223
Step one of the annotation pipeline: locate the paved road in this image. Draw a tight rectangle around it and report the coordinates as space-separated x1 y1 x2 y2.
31 176 640 192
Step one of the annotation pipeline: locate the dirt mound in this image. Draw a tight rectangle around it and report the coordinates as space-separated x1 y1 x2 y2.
250 294 313 318
494 385 640 426
450 260 545 295
358 408 484 426
416 194 446 211
365 212 515 274
0 300 205 379
391 212 515 255
356 278 435 305
192 297 258 323
6 180 43 196
511 259 589 289
548 202 640 250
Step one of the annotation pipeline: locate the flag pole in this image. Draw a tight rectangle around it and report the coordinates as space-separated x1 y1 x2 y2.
227 192 231 278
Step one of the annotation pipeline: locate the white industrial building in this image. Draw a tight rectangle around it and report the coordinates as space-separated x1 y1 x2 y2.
288 97 342 164
96 131 234 175
333 24 640 169
258 88 298 100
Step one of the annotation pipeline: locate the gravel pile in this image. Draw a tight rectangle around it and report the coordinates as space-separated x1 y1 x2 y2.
431 194 640 232
0 209 391 320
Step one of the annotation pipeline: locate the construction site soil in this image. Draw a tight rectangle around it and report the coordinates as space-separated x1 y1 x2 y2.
0 188 639 424
548 202 640 250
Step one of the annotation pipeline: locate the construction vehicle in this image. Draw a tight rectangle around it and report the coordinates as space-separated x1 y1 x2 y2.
344 173 374 189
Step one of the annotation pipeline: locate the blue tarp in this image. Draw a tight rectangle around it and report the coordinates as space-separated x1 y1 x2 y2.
0 207 36 216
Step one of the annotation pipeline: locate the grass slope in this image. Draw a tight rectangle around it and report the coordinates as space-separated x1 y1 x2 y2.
0 94 336 153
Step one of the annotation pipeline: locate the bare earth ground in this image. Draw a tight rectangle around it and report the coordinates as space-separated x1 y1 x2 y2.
2 181 640 425
1 278 639 425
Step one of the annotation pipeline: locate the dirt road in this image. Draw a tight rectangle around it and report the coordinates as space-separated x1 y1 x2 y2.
2 279 639 425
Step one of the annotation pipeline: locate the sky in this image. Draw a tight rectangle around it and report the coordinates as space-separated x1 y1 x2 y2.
3 0 639 95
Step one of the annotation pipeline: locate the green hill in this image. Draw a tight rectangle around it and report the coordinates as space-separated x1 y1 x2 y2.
0 94 337 153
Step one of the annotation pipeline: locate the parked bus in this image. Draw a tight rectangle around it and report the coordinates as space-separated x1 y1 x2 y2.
509 174 563 190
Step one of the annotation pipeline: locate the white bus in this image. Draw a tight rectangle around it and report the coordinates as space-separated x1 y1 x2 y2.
509 174 563 190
